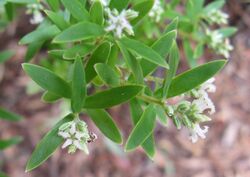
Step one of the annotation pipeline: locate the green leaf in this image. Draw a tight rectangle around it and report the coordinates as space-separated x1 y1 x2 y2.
42 91 61 103
25 114 74 172
117 41 144 84
141 30 177 76
94 63 120 87
0 108 22 121
109 0 130 11
61 0 89 21
120 37 169 69
131 0 154 25
25 41 43 62
203 0 225 13
63 44 94 60
107 44 119 67
4 3 15 21
183 39 195 67
0 171 8 177
90 1 104 25
167 60 226 98
53 22 104 43
125 104 156 151
217 27 237 38
162 42 180 99
83 85 143 109
87 109 122 144
22 64 71 98
71 56 86 113
44 10 69 30
19 25 60 45
6 0 36 3
0 136 22 150
164 17 179 34
85 42 111 83
129 99 155 158
155 105 168 125
46 0 60 11
0 50 14 63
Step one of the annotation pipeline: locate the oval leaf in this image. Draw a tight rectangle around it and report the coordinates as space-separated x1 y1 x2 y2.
0 136 22 150
109 0 130 11
125 104 156 151
53 22 105 43
85 42 111 83
25 114 74 172
22 64 71 98
90 1 104 25
94 63 120 87
87 109 122 144
61 0 89 21
167 60 226 98
71 56 86 113
19 25 60 45
120 37 169 69
131 0 154 25
83 85 143 109
0 108 22 121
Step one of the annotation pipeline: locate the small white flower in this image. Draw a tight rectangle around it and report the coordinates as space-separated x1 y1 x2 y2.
26 3 44 24
217 39 234 58
200 77 216 93
148 0 164 22
105 8 138 38
189 123 209 143
30 11 44 24
58 119 91 154
206 29 223 48
206 29 233 58
192 93 215 115
206 9 229 25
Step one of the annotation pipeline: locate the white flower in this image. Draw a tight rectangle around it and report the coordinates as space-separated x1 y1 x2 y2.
58 119 91 154
192 93 215 115
26 3 44 24
189 123 209 143
206 29 223 48
30 11 44 24
206 29 233 58
89 0 109 6
191 78 216 115
206 9 229 25
148 0 164 22
217 39 234 58
105 8 138 38
200 77 216 93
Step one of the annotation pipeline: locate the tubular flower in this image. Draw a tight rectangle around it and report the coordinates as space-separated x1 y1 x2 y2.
105 8 138 38
189 123 209 143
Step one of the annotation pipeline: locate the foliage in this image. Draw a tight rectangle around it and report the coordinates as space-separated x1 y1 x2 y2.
0 0 236 172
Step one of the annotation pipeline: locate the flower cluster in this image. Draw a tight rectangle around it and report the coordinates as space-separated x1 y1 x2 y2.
167 78 217 143
105 8 138 38
206 29 233 58
148 0 164 22
206 9 229 25
26 3 44 25
201 9 233 58
58 118 95 154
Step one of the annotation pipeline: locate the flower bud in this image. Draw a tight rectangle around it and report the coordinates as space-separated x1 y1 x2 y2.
177 101 191 113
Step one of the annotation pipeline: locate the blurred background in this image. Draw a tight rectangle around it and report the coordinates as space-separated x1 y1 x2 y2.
0 0 250 177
